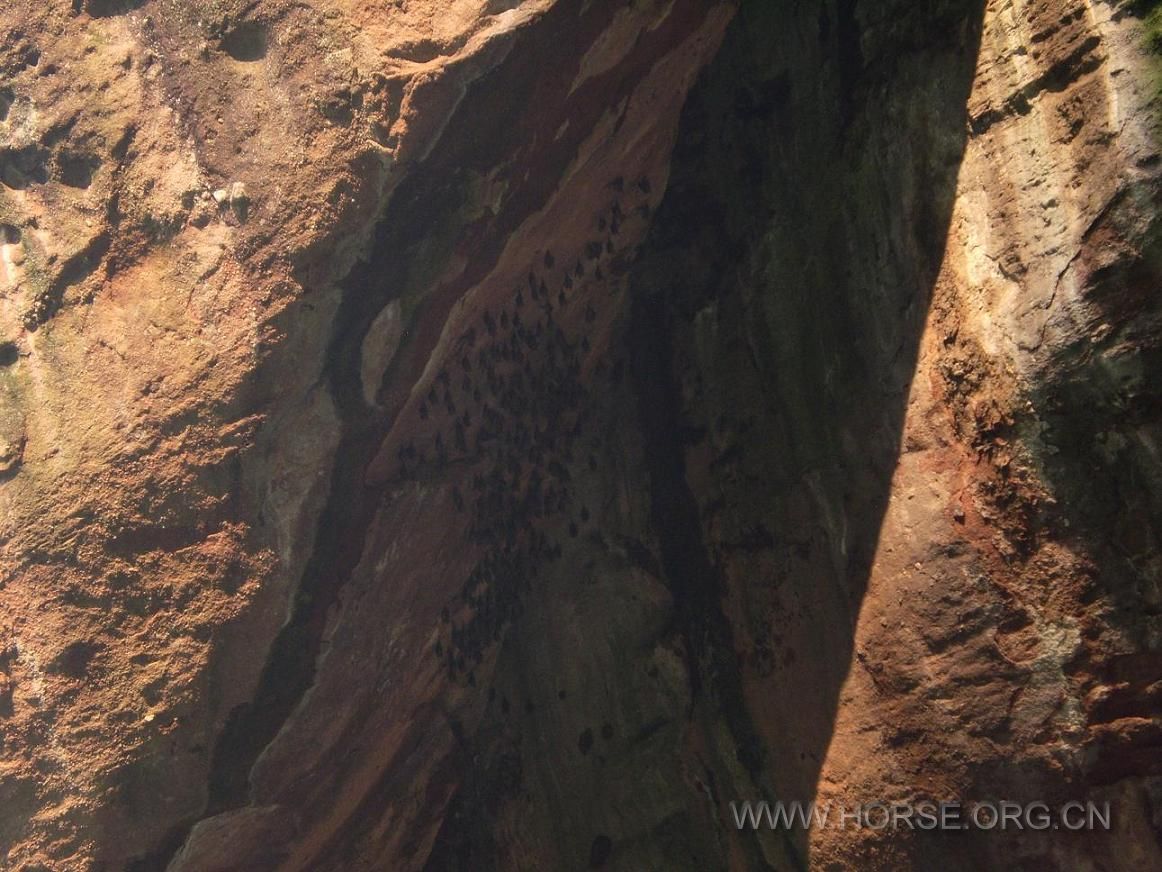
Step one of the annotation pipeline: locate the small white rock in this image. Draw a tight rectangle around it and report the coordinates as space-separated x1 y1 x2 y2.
229 181 248 205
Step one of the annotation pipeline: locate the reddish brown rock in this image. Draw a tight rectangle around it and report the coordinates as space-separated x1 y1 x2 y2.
0 0 1159 870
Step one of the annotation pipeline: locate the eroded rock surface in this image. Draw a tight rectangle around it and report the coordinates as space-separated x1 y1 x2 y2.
0 0 1158 870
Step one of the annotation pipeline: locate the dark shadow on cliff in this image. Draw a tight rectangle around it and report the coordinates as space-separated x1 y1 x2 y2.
136 1 991 869
622 0 986 865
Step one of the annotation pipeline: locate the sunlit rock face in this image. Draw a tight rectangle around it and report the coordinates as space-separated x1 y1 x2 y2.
0 0 1159 870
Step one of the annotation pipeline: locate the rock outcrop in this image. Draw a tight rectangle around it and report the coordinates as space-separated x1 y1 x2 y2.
0 0 1158 870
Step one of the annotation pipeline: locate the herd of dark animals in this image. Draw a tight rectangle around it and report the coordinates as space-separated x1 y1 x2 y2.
392 174 654 692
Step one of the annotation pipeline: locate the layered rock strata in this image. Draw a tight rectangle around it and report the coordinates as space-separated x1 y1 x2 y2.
0 1 1159 870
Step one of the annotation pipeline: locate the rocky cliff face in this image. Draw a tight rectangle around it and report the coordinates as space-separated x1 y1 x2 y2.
0 0 1159 870
658 2 1162 869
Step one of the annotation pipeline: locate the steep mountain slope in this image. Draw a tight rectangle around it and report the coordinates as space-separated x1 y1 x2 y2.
0 1 1159 870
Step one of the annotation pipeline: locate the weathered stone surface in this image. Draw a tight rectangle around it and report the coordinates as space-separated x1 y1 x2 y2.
0 0 1158 870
